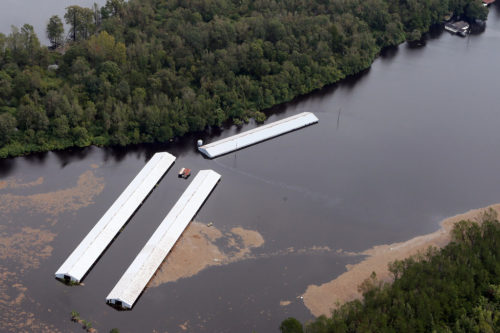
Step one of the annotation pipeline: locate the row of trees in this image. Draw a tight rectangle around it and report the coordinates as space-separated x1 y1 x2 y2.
281 209 500 332
0 0 489 157
46 0 126 48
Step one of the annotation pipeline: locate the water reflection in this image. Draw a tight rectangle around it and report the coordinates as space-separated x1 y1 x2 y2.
379 46 399 61
0 158 16 177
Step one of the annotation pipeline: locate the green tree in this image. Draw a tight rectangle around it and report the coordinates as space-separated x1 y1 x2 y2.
20 24 40 62
0 0 491 157
46 15 64 49
64 6 95 42
17 96 49 132
6 25 40 65
280 317 303 333
0 113 16 145
465 0 488 21
86 31 126 64
288 216 500 332
103 0 125 17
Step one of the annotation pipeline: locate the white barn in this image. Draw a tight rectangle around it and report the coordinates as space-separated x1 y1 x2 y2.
55 152 176 283
106 169 221 309
198 112 318 158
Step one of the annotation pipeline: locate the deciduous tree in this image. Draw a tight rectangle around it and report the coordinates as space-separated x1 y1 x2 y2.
46 15 64 49
64 6 95 42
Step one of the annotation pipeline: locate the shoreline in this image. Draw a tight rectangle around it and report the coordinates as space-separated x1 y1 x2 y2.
302 203 500 317
0 26 433 160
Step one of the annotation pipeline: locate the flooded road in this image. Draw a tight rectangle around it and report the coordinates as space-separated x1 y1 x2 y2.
1 5 500 333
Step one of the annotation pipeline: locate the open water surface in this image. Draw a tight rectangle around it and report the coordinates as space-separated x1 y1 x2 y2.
1 4 500 333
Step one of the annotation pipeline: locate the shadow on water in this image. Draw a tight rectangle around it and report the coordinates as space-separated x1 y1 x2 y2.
0 157 16 177
493 2 500 14
427 24 446 39
380 46 400 61
262 67 372 117
53 146 94 168
405 24 447 49
23 151 49 166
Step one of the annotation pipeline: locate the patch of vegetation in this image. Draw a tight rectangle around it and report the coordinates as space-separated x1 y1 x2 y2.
70 310 96 332
70 310 80 322
0 0 489 157
281 209 500 332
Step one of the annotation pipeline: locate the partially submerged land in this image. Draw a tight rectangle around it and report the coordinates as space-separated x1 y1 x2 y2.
0 0 489 158
148 222 264 287
303 204 500 317
284 207 500 332
0 160 499 331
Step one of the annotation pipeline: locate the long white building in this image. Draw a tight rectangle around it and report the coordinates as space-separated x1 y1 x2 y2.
55 152 176 283
106 170 221 309
198 112 319 158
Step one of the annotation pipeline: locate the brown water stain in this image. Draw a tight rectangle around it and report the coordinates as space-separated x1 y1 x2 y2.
0 227 56 270
280 300 291 306
148 222 265 287
148 222 342 289
0 226 61 332
0 169 104 217
0 165 105 332
0 225 64 332
302 204 500 317
0 266 60 332
230 227 264 256
0 177 44 190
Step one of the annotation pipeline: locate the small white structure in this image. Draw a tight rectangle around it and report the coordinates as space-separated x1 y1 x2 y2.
198 112 318 158
444 21 470 36
106 170 221 309
55 152 176 283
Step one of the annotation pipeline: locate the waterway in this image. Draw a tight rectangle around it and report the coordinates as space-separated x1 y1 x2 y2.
1 4 500 333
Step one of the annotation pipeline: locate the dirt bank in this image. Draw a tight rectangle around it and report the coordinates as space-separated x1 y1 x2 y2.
303 204 500 317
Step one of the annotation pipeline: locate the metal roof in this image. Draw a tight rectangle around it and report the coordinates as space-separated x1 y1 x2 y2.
55 152 176 283
198 112 318 158
106 170 221 309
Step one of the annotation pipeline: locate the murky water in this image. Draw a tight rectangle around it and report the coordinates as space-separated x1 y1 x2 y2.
2 5 500 333
0 0 107 43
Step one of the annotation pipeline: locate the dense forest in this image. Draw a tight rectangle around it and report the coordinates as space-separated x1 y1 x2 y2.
281 210 500 333
0 0 488 157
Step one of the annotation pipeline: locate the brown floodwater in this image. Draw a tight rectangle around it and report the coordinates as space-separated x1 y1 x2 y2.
2 6 500 333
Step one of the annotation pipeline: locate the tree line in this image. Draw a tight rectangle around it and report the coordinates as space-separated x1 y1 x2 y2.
281 209 500 333
0 0 488 157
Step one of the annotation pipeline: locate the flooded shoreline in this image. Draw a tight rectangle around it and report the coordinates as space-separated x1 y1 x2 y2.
0 7 500 331
303 204 500 317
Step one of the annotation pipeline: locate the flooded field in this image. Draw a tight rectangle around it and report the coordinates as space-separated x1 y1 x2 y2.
1 5 500 333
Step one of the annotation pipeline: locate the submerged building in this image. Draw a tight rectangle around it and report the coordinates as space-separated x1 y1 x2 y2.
55 152 176 283
445 21 470 36
106 169 221 309
198 112 319 158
